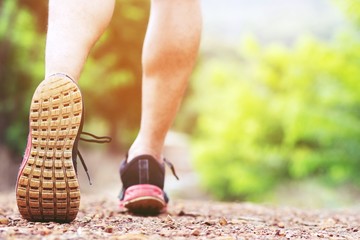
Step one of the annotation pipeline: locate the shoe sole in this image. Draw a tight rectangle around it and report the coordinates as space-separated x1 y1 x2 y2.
16 75 83 222
121 184 166 215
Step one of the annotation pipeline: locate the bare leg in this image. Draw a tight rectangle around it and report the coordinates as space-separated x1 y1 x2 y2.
45 0 115 81
128 0 202 162
16 0 115 222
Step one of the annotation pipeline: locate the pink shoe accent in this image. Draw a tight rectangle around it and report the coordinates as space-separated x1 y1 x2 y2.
16 134 32 185
123 184 164 202
119 184 167 214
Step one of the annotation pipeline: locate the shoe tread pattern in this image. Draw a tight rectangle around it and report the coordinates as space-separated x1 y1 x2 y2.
16 76 82 222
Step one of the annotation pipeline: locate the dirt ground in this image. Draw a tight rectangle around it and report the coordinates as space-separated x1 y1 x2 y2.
1 192 360 240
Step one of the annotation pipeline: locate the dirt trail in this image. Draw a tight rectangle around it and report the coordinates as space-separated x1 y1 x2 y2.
1 192 360 239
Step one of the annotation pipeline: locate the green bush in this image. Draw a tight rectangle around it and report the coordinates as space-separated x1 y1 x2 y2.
190 33 360 201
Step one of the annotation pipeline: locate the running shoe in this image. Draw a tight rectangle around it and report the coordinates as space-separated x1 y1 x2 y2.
15 74 110 222
119 154 178 215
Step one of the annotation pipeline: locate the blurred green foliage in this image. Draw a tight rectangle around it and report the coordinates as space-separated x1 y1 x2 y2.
336 0 360 27
0 0 45 154
189 2 360 200
0 0 149 156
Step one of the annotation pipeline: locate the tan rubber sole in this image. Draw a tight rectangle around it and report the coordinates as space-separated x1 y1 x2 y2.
16 75 83 222
124 196 166 215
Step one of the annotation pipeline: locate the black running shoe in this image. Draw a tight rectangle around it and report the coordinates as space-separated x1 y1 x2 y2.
119 154 178 215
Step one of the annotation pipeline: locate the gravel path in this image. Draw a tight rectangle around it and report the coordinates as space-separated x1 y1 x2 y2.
1 192 360 239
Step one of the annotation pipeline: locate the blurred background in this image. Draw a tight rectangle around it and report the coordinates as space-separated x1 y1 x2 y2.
1 0 360 209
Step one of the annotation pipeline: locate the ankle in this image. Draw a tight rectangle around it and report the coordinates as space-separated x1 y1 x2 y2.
127 147 163 164
46 73 76 82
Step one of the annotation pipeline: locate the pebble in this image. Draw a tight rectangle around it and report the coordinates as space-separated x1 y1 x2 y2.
276 229 286 236
0 217 9 225
219 217 228 226
191 229 201 236
105 226 114 233
277 222 285 228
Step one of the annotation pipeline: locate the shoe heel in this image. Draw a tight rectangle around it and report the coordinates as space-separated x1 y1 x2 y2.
122 184 166 214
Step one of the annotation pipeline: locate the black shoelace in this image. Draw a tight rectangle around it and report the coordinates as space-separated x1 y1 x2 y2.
164 158 179 180
78 132 112 185
77 133 179 184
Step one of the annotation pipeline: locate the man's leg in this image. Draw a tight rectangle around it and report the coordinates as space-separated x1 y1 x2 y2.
119 0 201 214
128 0 202 162
16 0 114 222
45 0 115 81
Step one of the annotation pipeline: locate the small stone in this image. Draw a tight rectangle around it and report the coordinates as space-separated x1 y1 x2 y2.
277 222 285 228
80 216 92 223
219 217 228 226
166 215 175 223
178 210 185 216
203 220 216 226
94 213 104 219
47 224 55 229
317 233 325 238
191 229 201 236
105 226 114 233
39 228 51 236
0 217 9 225
275 229 286 236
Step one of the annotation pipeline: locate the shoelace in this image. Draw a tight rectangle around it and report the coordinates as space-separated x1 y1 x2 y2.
78 133 179 184
164 158 179 180
77 132 112 185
